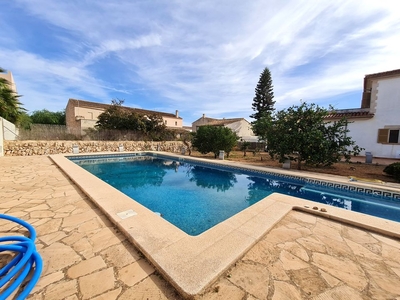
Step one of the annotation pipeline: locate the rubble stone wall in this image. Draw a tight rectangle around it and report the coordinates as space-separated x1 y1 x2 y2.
3 140 185 156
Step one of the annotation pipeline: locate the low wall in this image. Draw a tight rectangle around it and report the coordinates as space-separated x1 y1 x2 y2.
3 140 185 156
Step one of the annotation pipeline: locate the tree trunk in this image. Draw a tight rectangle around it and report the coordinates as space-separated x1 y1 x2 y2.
297 156 302 170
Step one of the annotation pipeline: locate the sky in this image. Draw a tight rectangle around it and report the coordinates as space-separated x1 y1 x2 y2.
1 1 400 126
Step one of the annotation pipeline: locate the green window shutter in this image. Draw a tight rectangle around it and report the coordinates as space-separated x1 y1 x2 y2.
377 128 389 143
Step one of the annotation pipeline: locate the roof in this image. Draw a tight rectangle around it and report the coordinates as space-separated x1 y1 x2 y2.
206 118 246 126
364 68 400 80
325 109 374 120
67 99 181 119
361 68 400 109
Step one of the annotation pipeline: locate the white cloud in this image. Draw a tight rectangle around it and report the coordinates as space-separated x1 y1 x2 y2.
1 0 399 124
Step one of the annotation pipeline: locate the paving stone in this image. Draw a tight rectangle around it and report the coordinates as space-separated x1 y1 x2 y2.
318 269 340 287
272 281 302 300
371 232 400 249
344 238 383 260
79 267 115 299
283 241 309 262
117 259 155 287
342 226 379 244
101 243 141 268
31 271 64 294
39 231 67 245
280 250 309 270
62 210 98 228
40 242 81 276
72 237 95 259
297 236 327 253
241 242 276 265
89 227 126 253
35 218 62 236
90 287 122 300
228 261 270 300
313 221 343 242
367 269 400 295
118 274 182 300
67 256 107 279
290 267 329 297
200 279 246 300
25 204 50 212
266 260 289 281
312 253 368 291
44 279 78 300
265 226 303 244
312 284 365 300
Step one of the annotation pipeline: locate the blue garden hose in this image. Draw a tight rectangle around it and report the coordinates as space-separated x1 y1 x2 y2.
0 214 43 300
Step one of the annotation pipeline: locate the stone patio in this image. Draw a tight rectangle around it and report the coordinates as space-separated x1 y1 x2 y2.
1 155 400 299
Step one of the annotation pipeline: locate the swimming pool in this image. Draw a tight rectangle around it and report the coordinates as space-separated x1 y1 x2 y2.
70 153 400 235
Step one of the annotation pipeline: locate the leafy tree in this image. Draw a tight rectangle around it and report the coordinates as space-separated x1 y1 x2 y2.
30 109 66 125
256 102 363 170
0 67 26 124
250 67 275 124
96 99 167 139
192 125 239 158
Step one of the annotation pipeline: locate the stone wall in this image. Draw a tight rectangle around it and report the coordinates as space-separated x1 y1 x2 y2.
4 140 185 156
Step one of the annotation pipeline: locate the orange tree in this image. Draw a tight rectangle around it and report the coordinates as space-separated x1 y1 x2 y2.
192 125 239 158
253 102 363 169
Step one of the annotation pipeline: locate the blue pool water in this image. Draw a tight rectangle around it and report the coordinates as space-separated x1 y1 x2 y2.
72 154 400 235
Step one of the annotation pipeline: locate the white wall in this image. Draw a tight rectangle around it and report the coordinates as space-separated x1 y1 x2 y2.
347 76 400 158
1 117 18 141
226 120 255 138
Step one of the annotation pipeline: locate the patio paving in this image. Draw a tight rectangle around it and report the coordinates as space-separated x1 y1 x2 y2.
1 155 400 299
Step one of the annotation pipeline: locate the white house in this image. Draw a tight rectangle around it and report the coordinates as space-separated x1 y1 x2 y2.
326 69 400 159
191 114 258 142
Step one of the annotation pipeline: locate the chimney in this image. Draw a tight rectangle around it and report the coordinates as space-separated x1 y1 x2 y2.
202 114 205 119
175 110 179 118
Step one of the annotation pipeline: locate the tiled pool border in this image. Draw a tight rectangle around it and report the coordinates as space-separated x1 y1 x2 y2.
69 152 400 200
52 151 400 299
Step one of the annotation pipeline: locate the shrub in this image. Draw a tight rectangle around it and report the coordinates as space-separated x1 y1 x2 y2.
383 162 400 182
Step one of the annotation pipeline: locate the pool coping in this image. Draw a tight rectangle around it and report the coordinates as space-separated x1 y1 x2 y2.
50 151 400 298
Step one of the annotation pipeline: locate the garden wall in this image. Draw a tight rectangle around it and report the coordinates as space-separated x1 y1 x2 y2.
3 140 185 156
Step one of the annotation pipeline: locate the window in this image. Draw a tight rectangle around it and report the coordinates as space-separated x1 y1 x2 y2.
165 120 167 125
175 121 177 126
389 130 400 143
378 128 400 144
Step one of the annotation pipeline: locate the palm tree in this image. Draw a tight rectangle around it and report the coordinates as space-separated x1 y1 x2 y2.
0 67 26 123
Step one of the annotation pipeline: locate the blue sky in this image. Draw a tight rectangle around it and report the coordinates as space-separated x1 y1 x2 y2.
1 1 399 126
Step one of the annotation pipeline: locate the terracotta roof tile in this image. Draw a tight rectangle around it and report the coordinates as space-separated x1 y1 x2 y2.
325 110 374 119
67 99 181 119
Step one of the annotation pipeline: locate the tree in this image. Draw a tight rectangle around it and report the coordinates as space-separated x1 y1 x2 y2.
250 67 275 123
256 102 363 170
95 99 168 139
192 125 239 158
0 67 26 124
30 109 66 125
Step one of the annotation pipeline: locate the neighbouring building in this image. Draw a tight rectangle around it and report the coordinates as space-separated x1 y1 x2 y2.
0 70 17 93
326 69 400 159
66 99 183 135
191 114 257 142
0 70 19 156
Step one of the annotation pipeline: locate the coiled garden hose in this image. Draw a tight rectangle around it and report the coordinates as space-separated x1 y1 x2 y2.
0 214 43 300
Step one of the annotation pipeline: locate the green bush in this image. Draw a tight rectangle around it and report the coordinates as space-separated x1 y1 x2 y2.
383 162 400 182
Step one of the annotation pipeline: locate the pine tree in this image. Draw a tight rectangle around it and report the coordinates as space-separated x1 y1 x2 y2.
250 67 275 120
